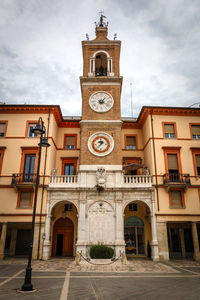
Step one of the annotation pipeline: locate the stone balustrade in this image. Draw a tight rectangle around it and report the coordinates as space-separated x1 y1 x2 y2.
48 174 152 189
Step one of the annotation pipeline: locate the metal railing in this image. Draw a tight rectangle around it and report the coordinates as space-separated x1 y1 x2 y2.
11 173 36 184
163 173 191 185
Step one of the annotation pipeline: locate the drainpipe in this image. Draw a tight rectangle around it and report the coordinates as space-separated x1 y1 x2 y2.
150 110 160 211
37 109 51 259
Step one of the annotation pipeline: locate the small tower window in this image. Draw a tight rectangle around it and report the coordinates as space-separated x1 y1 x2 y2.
95 52 107 76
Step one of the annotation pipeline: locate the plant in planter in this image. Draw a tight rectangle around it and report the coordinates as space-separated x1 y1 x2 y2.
90 245 114 259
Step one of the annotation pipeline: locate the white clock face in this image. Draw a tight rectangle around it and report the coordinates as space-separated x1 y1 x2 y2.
88 132 114 157
89 92 114 113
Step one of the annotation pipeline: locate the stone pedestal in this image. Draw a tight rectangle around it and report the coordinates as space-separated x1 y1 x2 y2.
157 222 169 260
43 240 52 260
192 222 200 261
0 223 7 260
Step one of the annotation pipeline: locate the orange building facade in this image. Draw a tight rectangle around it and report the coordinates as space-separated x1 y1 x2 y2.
0 18 200 261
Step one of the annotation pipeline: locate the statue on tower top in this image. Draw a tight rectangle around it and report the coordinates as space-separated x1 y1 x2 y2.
95 11 109 27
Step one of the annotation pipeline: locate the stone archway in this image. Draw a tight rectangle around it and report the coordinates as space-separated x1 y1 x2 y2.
52 218 74 257
124 201 151 258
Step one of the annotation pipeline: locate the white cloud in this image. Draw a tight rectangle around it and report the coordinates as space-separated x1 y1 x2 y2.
0 0 199 117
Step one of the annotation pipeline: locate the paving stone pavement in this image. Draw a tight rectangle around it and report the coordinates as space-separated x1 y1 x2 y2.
0 257 186 273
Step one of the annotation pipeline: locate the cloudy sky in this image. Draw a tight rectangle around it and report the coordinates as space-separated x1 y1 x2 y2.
0 0 199 117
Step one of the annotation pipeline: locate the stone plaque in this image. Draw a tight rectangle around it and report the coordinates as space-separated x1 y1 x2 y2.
88 202 115 243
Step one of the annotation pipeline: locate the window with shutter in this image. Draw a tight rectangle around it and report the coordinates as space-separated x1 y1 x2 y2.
191 125 200 139
164 124 175 138
195 155 200 175
65 136 76 149
167 154 179 181
0 123 6 137
170 191 184 208
18 191 32 208
126 136 136 150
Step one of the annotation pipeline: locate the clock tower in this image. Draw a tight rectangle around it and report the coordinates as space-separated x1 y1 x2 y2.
80 15 123 167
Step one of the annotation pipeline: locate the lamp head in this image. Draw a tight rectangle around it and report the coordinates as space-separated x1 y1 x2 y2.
38 137 50 148
32 123 45 135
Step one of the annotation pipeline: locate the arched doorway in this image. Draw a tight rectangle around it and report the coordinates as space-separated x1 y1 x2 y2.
124 216 145 255
52 218 74 257
124 201 151 258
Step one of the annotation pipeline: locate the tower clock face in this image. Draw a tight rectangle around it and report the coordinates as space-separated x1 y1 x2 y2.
88 132 114 157
89 92 114 113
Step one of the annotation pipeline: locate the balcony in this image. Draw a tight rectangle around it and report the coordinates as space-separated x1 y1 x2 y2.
48 174 152 189
163 173 191 191
123 175 152 188
11 173 36 188
49 175 78 187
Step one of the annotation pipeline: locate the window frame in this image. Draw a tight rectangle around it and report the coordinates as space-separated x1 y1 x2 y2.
61 158 78 175
191 148 200 176
123 157 141 175
0 147 6 175
17 189 34 209
0 121 8 137
163 147 182 176
124 134 138 150
20 147 39 181
169 189 185 209
189 123 200 140
63 134 77 150
162 122 177 139
25 121 38 137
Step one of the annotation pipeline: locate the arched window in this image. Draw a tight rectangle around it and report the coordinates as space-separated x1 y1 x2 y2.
95 52 107 76
89 51 114 77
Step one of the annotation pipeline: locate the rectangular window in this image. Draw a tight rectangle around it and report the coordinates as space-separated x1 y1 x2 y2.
0 123 6 137
191 125 200 139
18 191 32 208
167 154 179 181
65 136 76 149
164 124 175 139
126 136 136 150
129 203 138 211
195 155 200 176
64 204 73 211
23 154 36 182
170 191 184 208
64 163 75 175
28 124 37 137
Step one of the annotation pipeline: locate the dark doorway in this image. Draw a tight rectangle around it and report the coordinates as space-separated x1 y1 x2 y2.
15 229 31 256
56 234 63 256
184 228 194 258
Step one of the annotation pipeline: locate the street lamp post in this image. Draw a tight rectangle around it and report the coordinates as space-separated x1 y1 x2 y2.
21 117 50 292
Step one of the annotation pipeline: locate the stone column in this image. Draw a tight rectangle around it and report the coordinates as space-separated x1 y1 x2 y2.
115 193 125 256
76 192 86 256
157 221 169 260
0 223 7 260
43 193 52 260
32 223 40 259
179 228 186 258
150 191 159 261
9 228 17 257
192 222 200 261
